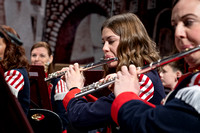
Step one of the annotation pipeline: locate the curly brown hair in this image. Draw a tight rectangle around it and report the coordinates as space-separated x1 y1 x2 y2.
101 13 160 76
0 25 29 72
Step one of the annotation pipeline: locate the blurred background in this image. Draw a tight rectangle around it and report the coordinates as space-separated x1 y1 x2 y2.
1 0 174 65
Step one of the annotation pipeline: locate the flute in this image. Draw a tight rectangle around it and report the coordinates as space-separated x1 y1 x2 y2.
44 57 118 81
75 45 200 98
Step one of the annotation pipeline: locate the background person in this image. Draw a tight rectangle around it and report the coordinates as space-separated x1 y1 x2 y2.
30 41 68 132
30 41 53 76
159 58 185 92
0 25 30 115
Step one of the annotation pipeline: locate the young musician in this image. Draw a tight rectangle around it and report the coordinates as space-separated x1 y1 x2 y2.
57 13 166 132
111 0 200 132
0 25 30 115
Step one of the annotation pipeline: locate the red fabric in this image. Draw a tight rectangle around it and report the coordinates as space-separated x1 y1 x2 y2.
4 70 24 91
190 73 200 86
62 129 67 133
138 74 154 101
106 125 112 133
48 83 53 99
62 88 98 110
188 66 200 73
46 72 52 100
85 94 98 102
45 72 48 78
63 88 81 110
111 92 155 125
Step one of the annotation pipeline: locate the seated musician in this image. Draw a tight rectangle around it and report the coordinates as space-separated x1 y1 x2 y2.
0 25 30 115
111 0 200 132
54 13 166 133
30 41 68 132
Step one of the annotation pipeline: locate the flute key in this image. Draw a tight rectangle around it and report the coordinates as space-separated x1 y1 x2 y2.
75 77 116 98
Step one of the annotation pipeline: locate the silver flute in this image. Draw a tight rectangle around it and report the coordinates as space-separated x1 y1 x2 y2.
75 45 200 98
44 57 118 81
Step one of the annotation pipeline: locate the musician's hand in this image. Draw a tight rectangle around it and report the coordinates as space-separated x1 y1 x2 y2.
65 63 85 89
60 67 69 81
114 65 140 97
99 73 117 92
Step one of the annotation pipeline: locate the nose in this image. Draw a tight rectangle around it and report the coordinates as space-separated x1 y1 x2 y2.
102 42 110 53
174 23 186 39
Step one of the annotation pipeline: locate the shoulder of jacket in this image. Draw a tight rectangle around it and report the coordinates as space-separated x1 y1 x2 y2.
175 85 200 114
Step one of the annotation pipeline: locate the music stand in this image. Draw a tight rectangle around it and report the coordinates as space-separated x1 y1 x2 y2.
83 70 111 97
29 65 52 110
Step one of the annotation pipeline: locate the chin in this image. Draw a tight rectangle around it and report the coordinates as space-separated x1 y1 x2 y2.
107 62 118 68
185 58 198 68
186 52 200 66
34 64 43 66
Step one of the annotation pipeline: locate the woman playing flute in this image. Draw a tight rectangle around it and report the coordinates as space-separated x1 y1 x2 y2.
55 13 166 133
111 0 200 132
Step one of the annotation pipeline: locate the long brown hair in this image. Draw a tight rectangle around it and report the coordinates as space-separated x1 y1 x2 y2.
101 13 160 76
0 25 29 72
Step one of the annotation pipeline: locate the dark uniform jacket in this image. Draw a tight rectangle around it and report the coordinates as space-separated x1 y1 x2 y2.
62 70 165 132
111 71 200 133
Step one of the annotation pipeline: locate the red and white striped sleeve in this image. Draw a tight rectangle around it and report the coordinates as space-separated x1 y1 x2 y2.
138 74 154 101
4 70 24 97
188 73 200 86
54 79 68 101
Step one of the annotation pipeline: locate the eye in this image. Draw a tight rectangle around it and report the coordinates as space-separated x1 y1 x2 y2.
106 38 116 45
31 54 36 57
108 40 115 44
183 19 194 27
162 69 167 73
171 24 176 31
102 40 115 45
40 54 46 58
